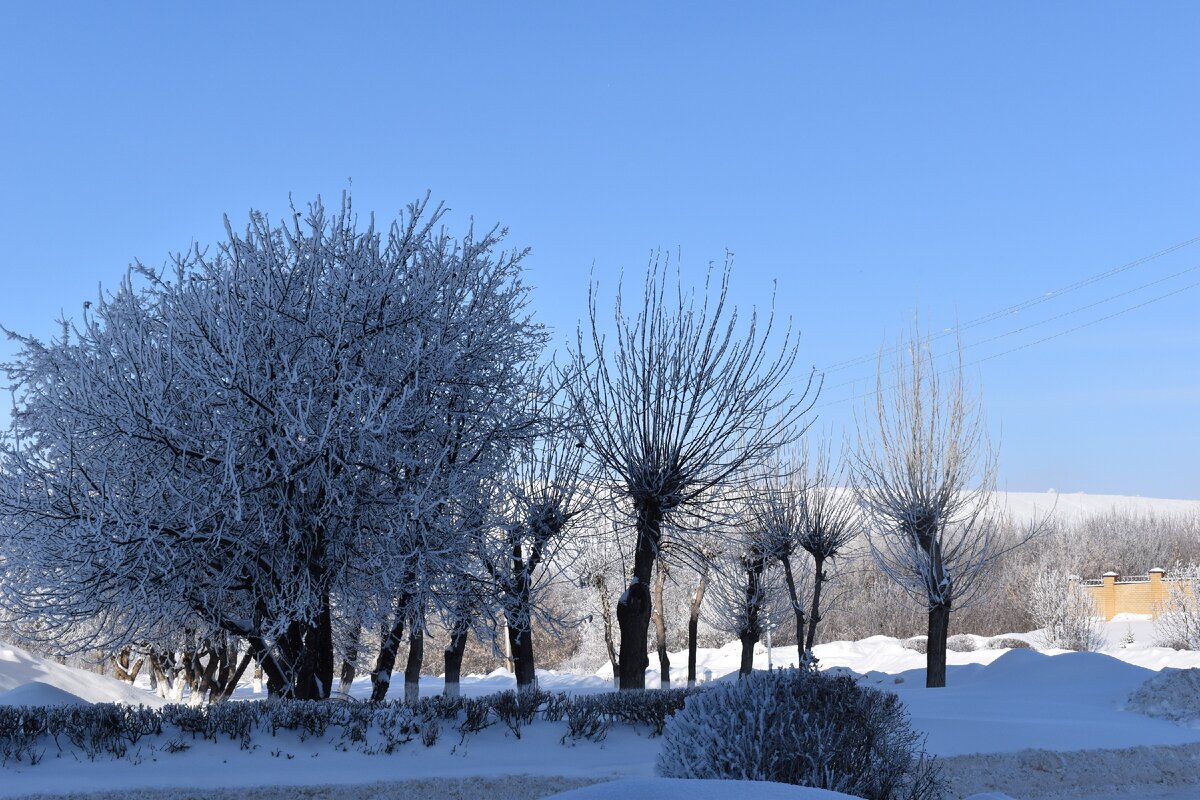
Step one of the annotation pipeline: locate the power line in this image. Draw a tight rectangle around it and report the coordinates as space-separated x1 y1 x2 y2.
816 233 1200 377
814 277 1200 410
820 263 1200 396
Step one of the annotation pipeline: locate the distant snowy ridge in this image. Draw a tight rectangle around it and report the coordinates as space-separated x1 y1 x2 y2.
994 490 1200 525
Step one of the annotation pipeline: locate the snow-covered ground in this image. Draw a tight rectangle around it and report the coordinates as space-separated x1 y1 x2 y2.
2 617 1200 799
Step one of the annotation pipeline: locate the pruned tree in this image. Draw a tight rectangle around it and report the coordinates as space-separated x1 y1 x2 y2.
746 460 811 663
852 333 1001 688
476 391 590 692
568 258 812 689
795 441 858 650
705 535 789 677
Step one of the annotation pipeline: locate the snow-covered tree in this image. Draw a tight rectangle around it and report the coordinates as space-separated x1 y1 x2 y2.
0 194 545 700
568 259 812 689
852 333 1001 688
475 392 590 692
1028 568 1104 651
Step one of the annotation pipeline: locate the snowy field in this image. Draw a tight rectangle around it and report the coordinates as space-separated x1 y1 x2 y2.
3 616 1200 800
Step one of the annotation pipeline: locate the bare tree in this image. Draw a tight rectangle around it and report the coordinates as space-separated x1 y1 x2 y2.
746 460 811 663
795 442 858 650
852 333 1001 688
705 535 789 677
568 259 812 689
477 393 590 692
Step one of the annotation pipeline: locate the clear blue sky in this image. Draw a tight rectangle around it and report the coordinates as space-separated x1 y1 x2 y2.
1 2 1197 499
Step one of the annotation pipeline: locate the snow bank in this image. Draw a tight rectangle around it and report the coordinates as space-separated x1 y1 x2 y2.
941 741 1200 799
545 778 857 799
4 776 602 800
0 641 163 707
1128 668 1200 724
0 681 89 707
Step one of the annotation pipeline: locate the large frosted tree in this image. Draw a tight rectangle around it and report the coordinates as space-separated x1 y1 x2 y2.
568 260 812 690
0 194 544 700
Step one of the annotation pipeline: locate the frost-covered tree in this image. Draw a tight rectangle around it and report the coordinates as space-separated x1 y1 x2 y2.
0 194 545 700
568 259 811 689
852 334 1001 688
1155 566 1200 650
1028 568 1104 651
476 393 590 692
706 534 789 677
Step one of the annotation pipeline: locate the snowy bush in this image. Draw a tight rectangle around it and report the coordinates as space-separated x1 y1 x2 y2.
984 637 1031 650
902 636 928 654
565 687 697 740
945 635 977 653
1028 569 1104 651
656 667 944 799
1154 567 1200 650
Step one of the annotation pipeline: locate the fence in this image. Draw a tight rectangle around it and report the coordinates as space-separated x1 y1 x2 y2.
1077 568 1194 620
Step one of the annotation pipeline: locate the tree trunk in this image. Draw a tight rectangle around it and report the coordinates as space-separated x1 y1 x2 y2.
507 620 537 691
804 555 825 652
369 603 408 702
653 562 671 688
314 599 334 699
687 573 707 687
217 651 254 700
443 622 469 698
592 575 620 687
738 556 766 677
403 626 424 704
926 603 950 688
339 623 361 696
780 554 807 665
617 501 661 690
114 647 134 683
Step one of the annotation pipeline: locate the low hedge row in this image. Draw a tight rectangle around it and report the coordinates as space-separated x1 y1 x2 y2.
0 686 703 766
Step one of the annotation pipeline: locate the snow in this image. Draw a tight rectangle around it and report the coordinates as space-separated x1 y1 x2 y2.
2 604 1200 798
0 642 165 707
0 681 89 707
543 777 858 799
994 489 1200 524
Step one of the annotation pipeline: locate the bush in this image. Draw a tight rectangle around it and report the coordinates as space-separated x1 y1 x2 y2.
902 637 928 654
985 637 1032 650
945 635 977 653
1154 567 1200 651
656 667 944 800
0 688 703 766
1028 568 1104 651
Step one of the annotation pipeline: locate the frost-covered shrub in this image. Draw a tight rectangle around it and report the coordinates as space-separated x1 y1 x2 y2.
1128 668 1200 723
1028 569 1104 651
902 636 928 654
984 637 1031 650
1154 567 1200 651
657 667 944 799
565 687 696 740
945 635 977 653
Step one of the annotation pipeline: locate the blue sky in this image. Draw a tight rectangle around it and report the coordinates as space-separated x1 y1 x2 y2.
1 2 1197 498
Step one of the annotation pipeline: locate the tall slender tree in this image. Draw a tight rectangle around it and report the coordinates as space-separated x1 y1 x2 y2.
852 333 1000 688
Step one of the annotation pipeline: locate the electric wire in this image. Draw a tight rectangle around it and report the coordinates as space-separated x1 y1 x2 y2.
817 233 1200 377
814 277 1200 410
